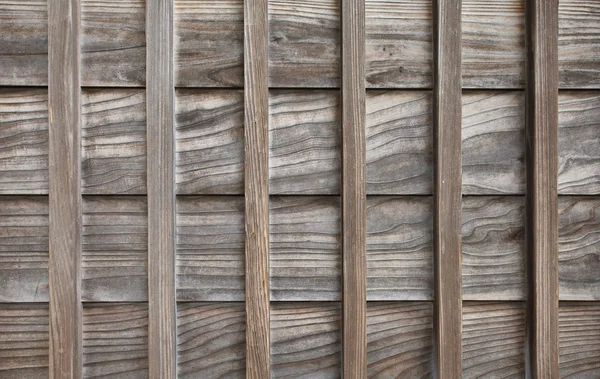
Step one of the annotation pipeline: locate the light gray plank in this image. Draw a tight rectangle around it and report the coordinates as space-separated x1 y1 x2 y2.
559 302 600 378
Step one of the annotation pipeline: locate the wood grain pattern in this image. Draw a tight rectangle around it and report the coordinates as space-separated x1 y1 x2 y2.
269 196 341 301
269 0 340 87
433 0 462 376
270 303 341 378
558 197 600 301
0 196 48 302
176 196 245 301
462 91 526 195
462 0 526 88
365 0 432 89
175 90 244 195
366 197 433 301
269 90 341 195
81 89 146 195
0 0 47 86
558 0 600 88
82 303 148 379
366 91 432 195
462 197 526 301
367 302 434 378
0 89 48 194
0 304 48 379
559 302 600 378
558 91 600 195
82 196 147 302
175 0 243 87
177 303 246 379
462 302 526 378
81 0 145 86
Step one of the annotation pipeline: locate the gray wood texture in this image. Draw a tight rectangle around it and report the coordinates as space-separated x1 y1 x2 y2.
558 197 600 301
177 303 246 379
0 0 47 86
270 303 341 378
0 196 49 302
462 302 526 378
176 196 245 302
366 197 433 301
81 89 147 195
367 302 433 378
0 89 48 195
269 90 341 195
559 302 600 378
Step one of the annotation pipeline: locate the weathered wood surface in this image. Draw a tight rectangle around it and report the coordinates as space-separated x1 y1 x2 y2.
462 302 526 378
177 303 246 379
269 90 340 195
558 91 600 195
176 196 245 301
0 0 47 86
81 0 145 86
366 197 433 301
367 302 433 378
0 197 48 302
175 90 244 195
559 302 600 378
82 303 148 379
365 0 432 89
462 197 526 301
462 91 526 195
81 89 146 195
366 91 432 195
0 89 48 195
175 0 243 87
558 197 600 301
0 304 49 379
558 0 600 88
270 303 341 378
82 196 147 302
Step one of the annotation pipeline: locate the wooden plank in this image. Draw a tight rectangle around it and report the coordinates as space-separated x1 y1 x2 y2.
82 303 148 379
558 302 600 378
526 0 559 377
432 0 462 377
244 0 270 374
48 0 82 375
146 0 176 377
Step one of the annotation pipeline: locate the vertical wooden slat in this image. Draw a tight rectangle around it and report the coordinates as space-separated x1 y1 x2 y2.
48 0 82 376
342 0 367 375
526 0 559 377
146 0 176 377
432 0 462 377
244 0 270 376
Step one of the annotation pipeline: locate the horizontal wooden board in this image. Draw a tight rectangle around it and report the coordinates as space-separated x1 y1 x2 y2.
366 197 433 301
0 196 48 302
0 0 47 86
558 197 600 301
81 0 146 86
462 91 526 195
558 91 600 195
462 197 526 300
366 91 432 195
82 303 148 378
559 0 600 88
462 302 526 378
176 196 245 301
270 303 341 378
0 89 48 195
269 90 341 195
177 303 245 378
367 302 433 378
81 89 147 195
82 196 148 302
175 90 244 195
559 302 600 378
